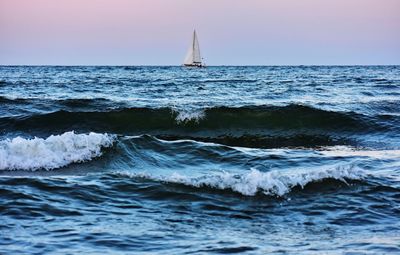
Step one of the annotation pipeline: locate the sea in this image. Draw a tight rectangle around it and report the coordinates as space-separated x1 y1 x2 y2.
0 66 399 254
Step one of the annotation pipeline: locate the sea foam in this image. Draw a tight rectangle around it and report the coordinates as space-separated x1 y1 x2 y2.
320 146 400 159
0 131 115 171
122 166 365 196
174 108 205 123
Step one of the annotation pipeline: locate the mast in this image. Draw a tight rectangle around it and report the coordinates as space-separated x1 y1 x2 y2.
193 30 202 64
192 30 196 62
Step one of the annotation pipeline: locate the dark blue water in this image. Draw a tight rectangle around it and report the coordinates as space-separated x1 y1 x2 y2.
0 66 399 254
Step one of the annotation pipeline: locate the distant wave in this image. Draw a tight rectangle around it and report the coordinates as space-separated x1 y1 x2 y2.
0 131 115 171
0 95 28 104
200 79 258 83
0 96 118 109
119 166 366 196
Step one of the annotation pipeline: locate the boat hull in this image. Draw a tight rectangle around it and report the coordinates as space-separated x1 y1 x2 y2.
183 63 205 68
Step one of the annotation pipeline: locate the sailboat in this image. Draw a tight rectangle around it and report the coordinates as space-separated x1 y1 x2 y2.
183 30 205 67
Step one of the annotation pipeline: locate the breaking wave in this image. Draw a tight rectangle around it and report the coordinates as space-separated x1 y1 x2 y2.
0 131 115 171
173 108 206 123
120 166 366 196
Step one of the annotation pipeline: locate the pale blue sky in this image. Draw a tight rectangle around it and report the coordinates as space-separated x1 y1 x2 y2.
1 0 399 65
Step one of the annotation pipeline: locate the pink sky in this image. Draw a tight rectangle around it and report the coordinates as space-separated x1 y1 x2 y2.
0 0 399 65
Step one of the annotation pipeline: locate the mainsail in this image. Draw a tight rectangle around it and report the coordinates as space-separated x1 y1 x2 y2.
183 30 204 67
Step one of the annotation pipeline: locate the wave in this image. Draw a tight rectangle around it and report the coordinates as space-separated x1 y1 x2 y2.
201 79 258 83
119 166 366 196
0 95 28 104
157 134 350 148
0 131 115 171
0 96 119 109
1 104 392 135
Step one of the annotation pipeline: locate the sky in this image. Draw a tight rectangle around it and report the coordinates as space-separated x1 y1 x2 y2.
0 0 399 65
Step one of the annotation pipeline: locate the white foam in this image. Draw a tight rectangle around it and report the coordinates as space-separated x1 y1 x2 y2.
319 146 400 159
0 131 115 171
121 166 365 196
174 108 205 123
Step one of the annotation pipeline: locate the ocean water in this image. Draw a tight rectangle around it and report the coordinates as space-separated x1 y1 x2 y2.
0 66 399 254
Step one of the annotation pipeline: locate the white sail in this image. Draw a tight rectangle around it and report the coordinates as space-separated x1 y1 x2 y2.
192 31 202 63
183 30 203 67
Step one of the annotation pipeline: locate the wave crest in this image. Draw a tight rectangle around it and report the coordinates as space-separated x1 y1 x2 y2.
122 166 365 196
1 104 386 134
0 131 115 171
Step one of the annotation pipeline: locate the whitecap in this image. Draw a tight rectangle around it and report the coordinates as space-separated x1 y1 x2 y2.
119 166 365 196
173 108 205 123
0 131 115 171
